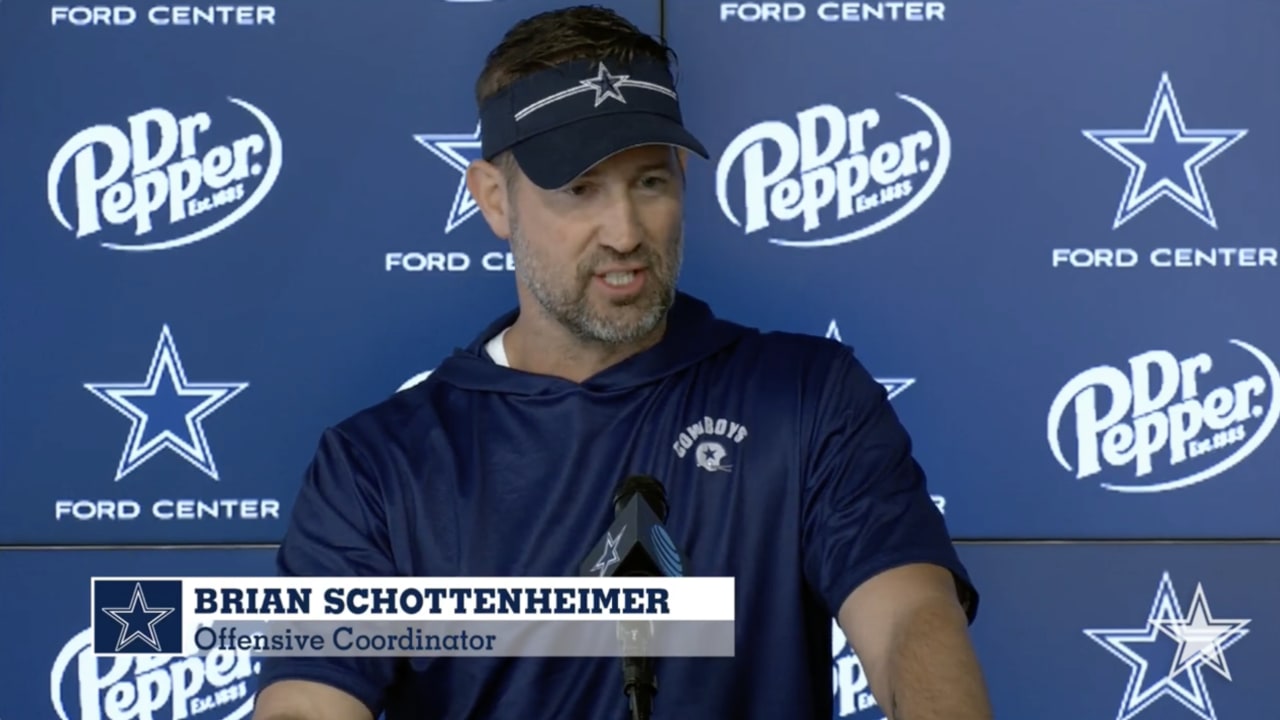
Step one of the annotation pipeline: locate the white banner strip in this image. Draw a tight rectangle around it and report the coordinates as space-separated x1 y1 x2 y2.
91 576 736 623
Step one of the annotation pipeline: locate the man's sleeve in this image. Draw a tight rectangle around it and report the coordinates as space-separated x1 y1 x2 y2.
800 345 979 624
255 426 402 716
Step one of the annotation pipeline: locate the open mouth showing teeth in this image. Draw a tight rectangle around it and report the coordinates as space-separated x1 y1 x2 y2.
602 271 637 286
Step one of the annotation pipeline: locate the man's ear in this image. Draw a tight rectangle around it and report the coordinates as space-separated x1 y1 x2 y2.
466 159 512 239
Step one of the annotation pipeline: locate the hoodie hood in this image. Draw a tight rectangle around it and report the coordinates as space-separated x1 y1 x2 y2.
431 292 752 396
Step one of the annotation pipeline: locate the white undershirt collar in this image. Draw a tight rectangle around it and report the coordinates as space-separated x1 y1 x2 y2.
485 326 511 367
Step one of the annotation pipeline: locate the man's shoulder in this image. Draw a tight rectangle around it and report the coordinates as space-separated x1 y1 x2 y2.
322 381 442 457
706 328 887 422
721 326 861 377
745 328 846 355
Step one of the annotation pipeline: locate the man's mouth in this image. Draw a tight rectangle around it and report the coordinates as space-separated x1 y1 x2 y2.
600 270 639 287
593 267 648 293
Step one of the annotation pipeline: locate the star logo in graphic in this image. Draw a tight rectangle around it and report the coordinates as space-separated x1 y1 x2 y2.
825 320 916 400
85 325 248 482
1084 572 1250 720
591 526 625 577
102 583 174 652
579 63 629 107
1154 582 1251 680
1082 73 1247 230
413 122 485 234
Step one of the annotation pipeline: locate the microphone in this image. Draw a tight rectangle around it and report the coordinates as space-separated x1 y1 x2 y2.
579 475 688 720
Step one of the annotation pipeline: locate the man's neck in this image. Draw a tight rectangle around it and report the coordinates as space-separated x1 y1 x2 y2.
502 313 665 384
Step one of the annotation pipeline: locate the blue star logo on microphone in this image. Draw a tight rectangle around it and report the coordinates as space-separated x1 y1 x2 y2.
591 526 624 577
1082 73 1247 230
414 122 485 234
85 325 248 482
94 580 183 654
1084 572 1249 720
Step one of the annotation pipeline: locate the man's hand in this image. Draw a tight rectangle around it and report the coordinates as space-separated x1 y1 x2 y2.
252 680 374 720
837 563 992 720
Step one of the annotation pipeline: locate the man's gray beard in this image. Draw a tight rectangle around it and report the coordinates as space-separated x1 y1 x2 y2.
509 211 681 346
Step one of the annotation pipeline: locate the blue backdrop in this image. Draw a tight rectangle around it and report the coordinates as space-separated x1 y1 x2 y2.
2 1 1276 718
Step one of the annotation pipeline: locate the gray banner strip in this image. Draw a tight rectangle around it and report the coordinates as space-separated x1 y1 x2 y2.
193 619 735 657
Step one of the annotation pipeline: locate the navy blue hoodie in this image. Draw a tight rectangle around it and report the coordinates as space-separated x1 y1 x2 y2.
257 292 976 719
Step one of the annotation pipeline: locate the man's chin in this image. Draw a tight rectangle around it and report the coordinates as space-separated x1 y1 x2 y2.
582 304 665 344
592 286 666 316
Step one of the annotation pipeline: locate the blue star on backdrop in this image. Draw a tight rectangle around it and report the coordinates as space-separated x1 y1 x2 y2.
1084 572 1250 720
85 325 249 482
414 122 485 234
1082 73 1247 230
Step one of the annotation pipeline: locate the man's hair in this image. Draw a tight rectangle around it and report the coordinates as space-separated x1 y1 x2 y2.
475 5 677 177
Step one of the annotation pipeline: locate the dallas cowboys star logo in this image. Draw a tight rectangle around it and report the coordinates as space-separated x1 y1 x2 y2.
85 325 248 482
1084 572 1250 720
591 526 625 577
1082 73 1247 230
102 582 174 652
413 122 485 234
579 63 629 107
825 320 916 400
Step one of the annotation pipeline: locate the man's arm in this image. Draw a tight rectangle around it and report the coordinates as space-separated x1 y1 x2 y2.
798 342 992 719
252 680 374 720
838 563 991 720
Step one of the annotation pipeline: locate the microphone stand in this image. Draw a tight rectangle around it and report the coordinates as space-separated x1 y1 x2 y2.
618 620 657 720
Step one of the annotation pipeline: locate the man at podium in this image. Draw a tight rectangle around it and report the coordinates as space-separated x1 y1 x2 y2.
250 5 992 719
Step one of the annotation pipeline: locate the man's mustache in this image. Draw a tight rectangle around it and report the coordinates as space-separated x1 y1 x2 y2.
582 250 662 275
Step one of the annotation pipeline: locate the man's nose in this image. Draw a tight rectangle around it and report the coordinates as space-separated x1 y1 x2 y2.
597 195 645 254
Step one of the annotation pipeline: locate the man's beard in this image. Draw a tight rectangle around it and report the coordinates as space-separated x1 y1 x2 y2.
509 210 682 346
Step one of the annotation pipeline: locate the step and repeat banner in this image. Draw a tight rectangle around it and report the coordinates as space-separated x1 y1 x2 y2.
1 1 1276 718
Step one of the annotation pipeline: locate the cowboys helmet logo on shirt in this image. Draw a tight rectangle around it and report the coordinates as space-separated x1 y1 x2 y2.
672 416 749 473
695 441 732 472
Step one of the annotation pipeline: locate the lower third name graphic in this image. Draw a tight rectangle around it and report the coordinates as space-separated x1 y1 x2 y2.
196 585 674 616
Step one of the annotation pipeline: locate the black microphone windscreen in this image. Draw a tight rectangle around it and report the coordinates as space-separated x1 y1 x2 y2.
613 475 669 523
